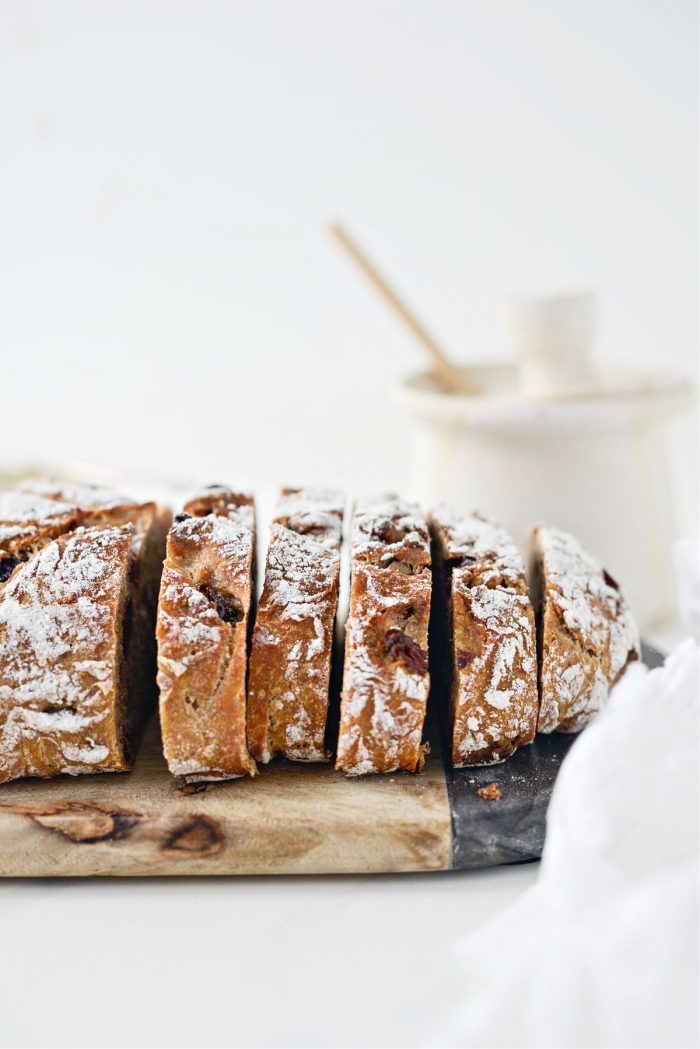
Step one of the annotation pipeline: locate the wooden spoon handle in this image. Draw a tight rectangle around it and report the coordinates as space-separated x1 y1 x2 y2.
329 223 473 395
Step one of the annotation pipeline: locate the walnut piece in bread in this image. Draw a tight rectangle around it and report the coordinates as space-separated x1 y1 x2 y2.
0 481 169 784
529 524 640 733
156 487 257 782
430 507 538 766
247 487 344 763
336 495 432 776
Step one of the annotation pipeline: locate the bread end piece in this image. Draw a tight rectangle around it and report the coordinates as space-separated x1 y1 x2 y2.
528 524 640 733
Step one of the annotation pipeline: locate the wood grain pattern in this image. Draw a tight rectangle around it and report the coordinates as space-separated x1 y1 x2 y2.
0 719 451 876
0 645 662 876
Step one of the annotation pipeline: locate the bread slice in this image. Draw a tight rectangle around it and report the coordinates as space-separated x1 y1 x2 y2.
430 507 538 766
335 495 432 776
0 480 169 784
156 487 257 782
247 487 344 763
529 524 640 733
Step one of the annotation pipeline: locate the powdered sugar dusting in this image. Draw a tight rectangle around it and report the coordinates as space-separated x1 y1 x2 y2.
0 524 132 780
453 577 537 763
337 497 432 776
0 489 77 548
274 487 344 551
19 478 131 512
432 505 524 590
1 481 161 573
60 742 111 765
535 525 640 732
248 488 343 763
156 489 257 782
171 506 254 564
156 571 229 710
431 506 538 766
340 596 429 775
264 524 340 622
352 494 430 565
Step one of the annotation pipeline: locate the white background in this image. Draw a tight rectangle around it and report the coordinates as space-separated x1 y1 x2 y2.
0 0 697 496
0 4 697 1048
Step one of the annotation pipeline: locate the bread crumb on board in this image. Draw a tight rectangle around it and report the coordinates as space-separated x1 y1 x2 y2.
477 783 502 801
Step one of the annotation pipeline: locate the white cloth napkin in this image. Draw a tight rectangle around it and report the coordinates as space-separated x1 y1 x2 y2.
442 641 700 1049
674 538 700 640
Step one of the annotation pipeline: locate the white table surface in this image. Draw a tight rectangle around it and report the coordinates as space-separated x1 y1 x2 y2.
1 864 538 1049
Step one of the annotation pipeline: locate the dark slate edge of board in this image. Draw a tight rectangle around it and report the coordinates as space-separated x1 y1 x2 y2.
447 642 665 870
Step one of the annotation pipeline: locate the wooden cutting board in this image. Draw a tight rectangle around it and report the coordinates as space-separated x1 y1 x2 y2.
0 645 661 877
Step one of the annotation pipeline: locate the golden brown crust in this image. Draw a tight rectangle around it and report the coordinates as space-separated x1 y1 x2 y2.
156 488 257 781
336 496 431 776
530 525 640 733
0 489 81 566
430 507 538 767
247 488 344 763
0 481 168 784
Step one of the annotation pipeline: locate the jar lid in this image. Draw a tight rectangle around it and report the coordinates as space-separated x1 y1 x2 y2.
395 363 693 433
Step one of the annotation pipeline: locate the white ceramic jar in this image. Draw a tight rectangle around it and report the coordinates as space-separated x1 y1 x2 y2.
395 363 691 627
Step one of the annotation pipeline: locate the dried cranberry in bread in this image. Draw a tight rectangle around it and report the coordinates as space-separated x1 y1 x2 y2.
430 507 538 766
336 495 431 776
247 487 344 763
0 480 169 784
529 524 640 733
156 487 257 782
